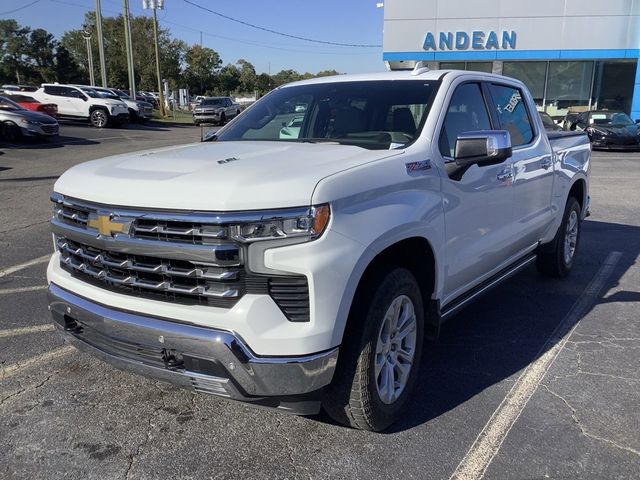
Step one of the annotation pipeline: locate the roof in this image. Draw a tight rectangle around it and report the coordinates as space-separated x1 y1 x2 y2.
281 69 515 88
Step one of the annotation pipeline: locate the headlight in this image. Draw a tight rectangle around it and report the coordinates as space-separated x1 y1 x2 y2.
230 205 330 243
20 119 40 126
586 127 607 137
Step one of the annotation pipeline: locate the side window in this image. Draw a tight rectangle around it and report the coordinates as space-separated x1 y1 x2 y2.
438 83 492 158
44 86 62 96
225 98 232 107
488 84 534 147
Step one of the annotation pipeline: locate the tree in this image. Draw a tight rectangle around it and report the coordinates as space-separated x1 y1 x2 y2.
255 73 272 96
54 45 84 84
0 20 32 84
184 44 222 94
271 69 302 88
216 64 241 95
236 59 256 94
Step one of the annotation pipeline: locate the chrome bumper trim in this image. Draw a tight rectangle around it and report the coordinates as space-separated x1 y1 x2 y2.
48 284 338 402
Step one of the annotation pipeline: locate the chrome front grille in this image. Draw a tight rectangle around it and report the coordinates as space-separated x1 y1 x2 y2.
51 193 310 318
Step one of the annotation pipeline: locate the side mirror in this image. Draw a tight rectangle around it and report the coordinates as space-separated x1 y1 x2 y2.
454 130 512 167
635 119 640 124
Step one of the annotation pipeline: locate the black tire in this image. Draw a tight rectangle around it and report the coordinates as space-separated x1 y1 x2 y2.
90 108 109 128
537 197 581 277
2 121 21 143
219 113 226 126
322 267 424 431
128 109 138 124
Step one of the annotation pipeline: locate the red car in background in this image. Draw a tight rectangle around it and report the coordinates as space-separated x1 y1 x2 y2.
3 93 58 118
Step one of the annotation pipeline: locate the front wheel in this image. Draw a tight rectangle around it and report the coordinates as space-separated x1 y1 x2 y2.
90 108 109 128
2 121 21 143
537 197 582 277
218 113 226 126
322 267 424 431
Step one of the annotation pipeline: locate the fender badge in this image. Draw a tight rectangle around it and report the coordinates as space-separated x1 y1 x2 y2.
405 160 431 174
218 157 239 164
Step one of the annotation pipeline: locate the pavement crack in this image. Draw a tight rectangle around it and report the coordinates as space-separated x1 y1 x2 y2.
0 372 56 408
124 383 166 479
0 219 49 235
542 384 640 458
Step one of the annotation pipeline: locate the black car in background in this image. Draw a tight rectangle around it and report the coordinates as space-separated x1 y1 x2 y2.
539 111 563 131
570 110 640 150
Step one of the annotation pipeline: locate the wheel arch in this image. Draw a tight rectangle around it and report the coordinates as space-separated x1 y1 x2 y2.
568 177 587 214
333 234 439 347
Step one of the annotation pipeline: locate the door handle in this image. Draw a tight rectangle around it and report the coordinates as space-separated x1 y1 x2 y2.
541 157 553 169
497 170 513 182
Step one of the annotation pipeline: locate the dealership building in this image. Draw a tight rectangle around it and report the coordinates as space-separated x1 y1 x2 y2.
383 0 640 119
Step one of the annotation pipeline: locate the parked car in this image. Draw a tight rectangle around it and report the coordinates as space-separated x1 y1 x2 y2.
570 110 640 150
3 93 58 117
192 96 241 125
539 111 562 131
74 86 153 123
31 84 129 128
0 95 58 142
279 115 304 139
2 84 38 92
47 69 590 431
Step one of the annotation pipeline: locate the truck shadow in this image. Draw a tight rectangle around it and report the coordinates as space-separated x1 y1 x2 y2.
384 218 640 433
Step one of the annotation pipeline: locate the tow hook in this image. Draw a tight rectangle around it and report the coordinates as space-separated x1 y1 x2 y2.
161 348 184 371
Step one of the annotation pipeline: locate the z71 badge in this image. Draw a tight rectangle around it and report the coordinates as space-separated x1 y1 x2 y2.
405 160 431 174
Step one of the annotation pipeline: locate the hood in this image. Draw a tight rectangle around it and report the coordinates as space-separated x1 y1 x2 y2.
590 124 640 137
54 141 402 211
0 108 57 123
103 99 127 107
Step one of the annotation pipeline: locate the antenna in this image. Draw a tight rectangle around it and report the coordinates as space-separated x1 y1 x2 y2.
411 61 430 76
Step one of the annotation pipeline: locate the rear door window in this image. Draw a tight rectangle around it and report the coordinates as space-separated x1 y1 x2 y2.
487 84 535 147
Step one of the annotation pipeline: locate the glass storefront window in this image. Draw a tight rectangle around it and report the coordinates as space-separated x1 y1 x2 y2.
466 62 493 73
545 61 594 117
439 62 465 70
503 62 547 108
592 61 637 113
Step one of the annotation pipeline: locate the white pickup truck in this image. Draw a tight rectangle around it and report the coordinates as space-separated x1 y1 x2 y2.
47 67 590 431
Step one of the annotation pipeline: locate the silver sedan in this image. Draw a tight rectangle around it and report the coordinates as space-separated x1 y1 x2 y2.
0 95 59 142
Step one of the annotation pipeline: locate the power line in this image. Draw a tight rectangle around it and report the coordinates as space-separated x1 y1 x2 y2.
48 0 378 56
0 0 43 15
181 0 382 48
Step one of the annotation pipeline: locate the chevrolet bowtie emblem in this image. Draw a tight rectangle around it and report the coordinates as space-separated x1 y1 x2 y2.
87 214 131 236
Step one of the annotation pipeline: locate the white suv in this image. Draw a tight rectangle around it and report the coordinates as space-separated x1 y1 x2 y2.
32 84 129 128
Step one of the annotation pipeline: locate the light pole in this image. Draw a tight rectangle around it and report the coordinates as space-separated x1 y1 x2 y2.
123 0 136 99
95 0 108 87
143 0 166 116
81 27 95 86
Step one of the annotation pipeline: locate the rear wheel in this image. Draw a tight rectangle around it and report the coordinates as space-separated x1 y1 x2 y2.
537 197 581 277
90 108 109 128
322 267 424 431
2 121 21 143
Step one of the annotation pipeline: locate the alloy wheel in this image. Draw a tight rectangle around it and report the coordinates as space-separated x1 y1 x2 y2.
564 210 578 264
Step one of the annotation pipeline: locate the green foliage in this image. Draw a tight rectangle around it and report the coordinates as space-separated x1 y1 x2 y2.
0 19 82 85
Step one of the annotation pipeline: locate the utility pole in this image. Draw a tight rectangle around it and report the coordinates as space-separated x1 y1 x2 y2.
81 27 95 86
95 0 108 87
143 0 166 116
122 0 136 99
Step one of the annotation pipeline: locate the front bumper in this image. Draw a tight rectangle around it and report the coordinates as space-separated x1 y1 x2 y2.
111 112 130 123
20 123 59 137
48 283 338 414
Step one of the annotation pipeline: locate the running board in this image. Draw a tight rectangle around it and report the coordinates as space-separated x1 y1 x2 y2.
440 254 537 322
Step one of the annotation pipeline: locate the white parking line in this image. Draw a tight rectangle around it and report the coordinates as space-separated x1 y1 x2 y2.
0 255 51 278
0 345 75 382
0 285 48 295
0 324 54 338
450 251 623 480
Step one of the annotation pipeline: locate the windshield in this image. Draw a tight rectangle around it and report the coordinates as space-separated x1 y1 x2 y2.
202 98 224 106
80 88 104 99
589 112 634 126
216 80 440 150
0 96 25 111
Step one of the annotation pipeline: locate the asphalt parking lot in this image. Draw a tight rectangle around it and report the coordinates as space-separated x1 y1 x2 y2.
0 124 638 480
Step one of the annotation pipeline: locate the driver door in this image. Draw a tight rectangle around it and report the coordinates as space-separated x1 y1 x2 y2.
435 82 517 306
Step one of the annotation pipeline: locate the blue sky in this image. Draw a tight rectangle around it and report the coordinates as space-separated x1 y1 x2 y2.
2 0 386 74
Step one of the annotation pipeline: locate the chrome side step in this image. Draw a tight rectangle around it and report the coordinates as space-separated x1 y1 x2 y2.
440 254 537 321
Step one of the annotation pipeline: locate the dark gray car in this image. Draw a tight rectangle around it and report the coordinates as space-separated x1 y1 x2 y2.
192 97 241 126
0 95 59 142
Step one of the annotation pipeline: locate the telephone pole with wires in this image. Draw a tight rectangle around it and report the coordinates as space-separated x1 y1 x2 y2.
123 0 137 100
81 26 95 86
143 0 167 117
95 0 108 87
